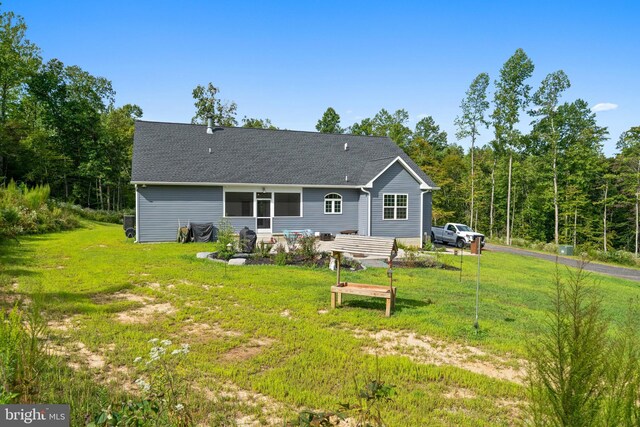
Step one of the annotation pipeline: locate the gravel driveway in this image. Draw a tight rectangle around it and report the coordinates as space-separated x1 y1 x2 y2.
485 244 640 282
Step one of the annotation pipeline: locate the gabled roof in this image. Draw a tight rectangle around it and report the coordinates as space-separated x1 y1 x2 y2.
131 121 437 189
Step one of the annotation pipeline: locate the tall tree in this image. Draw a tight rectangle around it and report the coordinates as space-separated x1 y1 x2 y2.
191 82 237 127
491 48 534 244
455 72 490 228
0 8 40 179
530 70 571 245
616 126 640 256
349 108 412 148
315 107 343 133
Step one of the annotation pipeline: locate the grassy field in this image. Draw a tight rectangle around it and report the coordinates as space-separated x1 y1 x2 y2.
1 222 639 426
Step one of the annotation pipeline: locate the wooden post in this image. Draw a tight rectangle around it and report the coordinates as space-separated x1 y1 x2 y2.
385 298 391 317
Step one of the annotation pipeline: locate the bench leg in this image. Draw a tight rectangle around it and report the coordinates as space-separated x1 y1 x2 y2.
331 292 336 309
390 291 395 311
337 292 342 306
386 298 391 317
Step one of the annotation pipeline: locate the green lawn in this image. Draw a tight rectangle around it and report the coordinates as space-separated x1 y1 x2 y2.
1 222 639 426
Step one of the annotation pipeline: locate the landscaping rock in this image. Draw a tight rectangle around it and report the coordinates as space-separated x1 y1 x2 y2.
196 252 214 259
228 258 246 266
231 253 250 259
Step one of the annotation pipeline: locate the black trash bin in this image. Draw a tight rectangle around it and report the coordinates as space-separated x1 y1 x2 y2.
239 227 257 253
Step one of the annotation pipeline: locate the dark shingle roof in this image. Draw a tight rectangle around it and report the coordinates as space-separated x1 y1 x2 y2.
132 121 436 188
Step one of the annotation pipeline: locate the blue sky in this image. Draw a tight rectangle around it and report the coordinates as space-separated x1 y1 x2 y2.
4 0 639 155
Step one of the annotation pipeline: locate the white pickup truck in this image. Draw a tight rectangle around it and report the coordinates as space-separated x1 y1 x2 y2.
431 223 485 248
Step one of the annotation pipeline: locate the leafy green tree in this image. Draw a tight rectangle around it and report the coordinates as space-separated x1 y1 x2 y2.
0 8 40 180
191 82 237 127
455 72 490 228
413 116 448 154
315 107 343 133
615 126 640 255
530 70 571 245
491 48 535 244
28 59 114 200
241 116 277 129
349 109 413 149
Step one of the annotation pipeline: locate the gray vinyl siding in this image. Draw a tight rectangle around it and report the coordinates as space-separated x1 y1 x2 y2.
370 162 422 238
273 188 359 234
358 191 369 236
423 191 432 241
137 185 222 242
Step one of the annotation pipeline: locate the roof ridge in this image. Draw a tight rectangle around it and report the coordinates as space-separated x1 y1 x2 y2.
135 119 392 140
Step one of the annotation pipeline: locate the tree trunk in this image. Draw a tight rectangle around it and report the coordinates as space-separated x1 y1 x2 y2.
553 149 559 246
506 153 513 245
490 158 496 239
573 207 578 248
603 181 608 252
87 180 91 208
107 185 111 211
636 158 639 257
98 177 103 210
470 135 475 229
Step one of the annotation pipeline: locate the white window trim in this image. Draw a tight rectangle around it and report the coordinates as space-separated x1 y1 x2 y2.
324 193 343 215
223 187 303 218
382 193 408 221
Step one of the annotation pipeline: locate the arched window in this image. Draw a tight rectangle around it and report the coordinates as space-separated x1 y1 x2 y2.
324 193 342 214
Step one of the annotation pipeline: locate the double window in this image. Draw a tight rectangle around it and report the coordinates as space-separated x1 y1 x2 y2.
224 191 301 217
324 193 342 214
383 193 407 220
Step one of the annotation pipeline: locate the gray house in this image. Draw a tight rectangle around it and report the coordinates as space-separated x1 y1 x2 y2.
131 120 438 245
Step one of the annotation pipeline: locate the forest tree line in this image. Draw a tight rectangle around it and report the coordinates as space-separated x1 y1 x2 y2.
1 7 639 253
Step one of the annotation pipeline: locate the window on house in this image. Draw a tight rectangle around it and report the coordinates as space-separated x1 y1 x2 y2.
324 193 342 214
274 193 301 216
225 192 253 217
383 193 407 220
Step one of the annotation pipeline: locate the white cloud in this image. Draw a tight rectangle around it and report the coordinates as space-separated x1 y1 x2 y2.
591 102 618 112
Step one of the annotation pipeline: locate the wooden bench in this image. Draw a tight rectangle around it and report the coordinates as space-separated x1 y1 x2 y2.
331 282 397 317
329 235 399 317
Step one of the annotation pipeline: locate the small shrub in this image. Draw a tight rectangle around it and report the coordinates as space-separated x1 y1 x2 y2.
0 302 49 403
527 261 640 426
296 235 319 261
404 249 419 268
274 244 290 266
254 240 272 258
212 219 237 260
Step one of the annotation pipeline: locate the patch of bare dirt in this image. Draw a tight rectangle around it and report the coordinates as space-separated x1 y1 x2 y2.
94 291 155 305
317 309 329 315
220 338 275 362
49 341 105 369
48 315 80 333
280 309 291 318
0 292 30 306
354 329 525 384
116 302 176 324
182 322 242 342
444 387 477 400
197 382 286 427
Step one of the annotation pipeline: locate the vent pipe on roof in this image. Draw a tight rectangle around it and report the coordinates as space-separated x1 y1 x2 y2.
345 175 348 182
206 116 213 134
344 142 349 151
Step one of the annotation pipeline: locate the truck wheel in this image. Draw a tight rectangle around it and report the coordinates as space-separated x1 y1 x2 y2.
456 238 464 249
